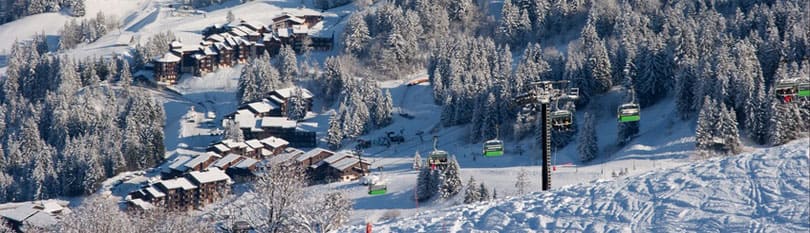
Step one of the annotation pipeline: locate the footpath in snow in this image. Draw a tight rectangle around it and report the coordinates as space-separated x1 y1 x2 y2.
341 139 810 232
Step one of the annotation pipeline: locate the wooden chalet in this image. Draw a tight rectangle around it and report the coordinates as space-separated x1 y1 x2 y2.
295 148 334 169
187 168 233 208
310 153 371 182
268 87 315 114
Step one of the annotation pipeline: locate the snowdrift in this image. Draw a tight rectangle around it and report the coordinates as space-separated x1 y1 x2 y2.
342 139 810 232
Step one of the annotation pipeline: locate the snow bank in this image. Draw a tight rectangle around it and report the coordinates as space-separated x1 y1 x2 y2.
342 139 810 232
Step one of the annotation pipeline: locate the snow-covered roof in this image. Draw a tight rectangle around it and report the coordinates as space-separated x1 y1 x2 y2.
240 20 266 31
213 154 244 168
234 158 258 169
207 34 225 42
236 25 260 36
0 208 36 223
202 46 218 55
182 152 221 170
229 28 247 37
187 168 231 184
281 8 322 17
268 95 285 105
273 13 306 24
212 143 230 153
330 156 366 171
155 52 181 63
170 40 183 48
157 177 197 190
235 109 257 129
128 198 155 210
260 136 289 149
25 211 58 227
272 87 314 99
245 139 263 149
268 149 304 165
297 148 333 162
145 187 166 198
168 155 193 172
245 100 278 114
260 117 297 129
322 153 351 165
261 148 273 157
292 25 308 34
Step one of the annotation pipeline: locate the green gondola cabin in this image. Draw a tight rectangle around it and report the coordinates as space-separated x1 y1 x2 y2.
618 104 641 122
799 82 810 97
483 140 504 157
368 184 387 195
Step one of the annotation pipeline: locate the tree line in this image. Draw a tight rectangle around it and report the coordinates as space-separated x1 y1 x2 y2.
0 40 164 202
1 0 85 24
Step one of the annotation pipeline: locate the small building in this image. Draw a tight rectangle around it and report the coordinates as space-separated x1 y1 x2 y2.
0 200 70 231
186 168 233 208
244 139 264 159
154 178 198 211
260 136 289 156
295 148 334 169
212 153 245 170
310 153 370 182
153 52 181 84
268 87 314 114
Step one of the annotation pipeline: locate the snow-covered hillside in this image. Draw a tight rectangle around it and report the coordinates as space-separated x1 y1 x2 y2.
340 139 810 232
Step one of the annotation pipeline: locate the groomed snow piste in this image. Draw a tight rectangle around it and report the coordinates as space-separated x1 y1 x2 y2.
341 139 810 232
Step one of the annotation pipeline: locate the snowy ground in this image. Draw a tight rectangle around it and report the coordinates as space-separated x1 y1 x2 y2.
339 139 810 232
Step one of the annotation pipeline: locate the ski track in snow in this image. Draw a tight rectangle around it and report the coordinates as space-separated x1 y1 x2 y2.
341 139 810 232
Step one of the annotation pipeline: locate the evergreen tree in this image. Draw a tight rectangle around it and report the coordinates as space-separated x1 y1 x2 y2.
343 13 371 55
480 93 499 141
767 98 803 146
577 112 598 162
463 176 480 204
119 60 132 91
582 18 613 93
412 150 422 170
497 0 520 45
274 46 298 84
416 167 437 201
746 83 769 145
71 0 85 16
326 113 343 150
515 168 529 195
675 62 699 120
479 183 490 202
492 188 497 199
223 119 244 142
286 87 307 121
373 90 394 127
439 157 462 199
226 10 235 23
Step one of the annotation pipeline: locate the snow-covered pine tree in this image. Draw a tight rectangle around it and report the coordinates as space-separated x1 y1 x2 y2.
492 188 497 199
326 112 343 150
767 97 803 146
416 167 435 201
463 176 480 204
496 0 520 45
412 150 422 170
70 0 85 16
118 60 132 90
223 119 244 142
286 87 307 121
440 157 462 199
515 168 529 195
274 45 298 84
675 61 699 120
226 10 235 23
479 183 490 202
343 13 371 55
746 83 769 145
695 96 718 154
373 90 393 127
577 112 598 162
480 93 499 141
582 18 612 94
717 102 742 154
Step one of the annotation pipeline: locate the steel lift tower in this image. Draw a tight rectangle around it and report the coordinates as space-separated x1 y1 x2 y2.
514 81 578 191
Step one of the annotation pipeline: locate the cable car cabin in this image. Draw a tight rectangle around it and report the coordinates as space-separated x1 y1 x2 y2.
618 104 641 122
482 140 504 157
427 150 449 169
368 184 387 195
568 88 580 100
799 81 810 97
775 80 798 98
550 110 573 128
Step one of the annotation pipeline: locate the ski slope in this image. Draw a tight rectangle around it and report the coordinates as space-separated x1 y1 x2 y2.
339 139 810 232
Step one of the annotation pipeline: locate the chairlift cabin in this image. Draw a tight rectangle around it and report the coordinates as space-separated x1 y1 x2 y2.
368 184 387 195
618 104 641 122
568 88 580 100
427 150 449 169
482 139 504 157
775 80 798 98
799 81 810 97
550 110 574 128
